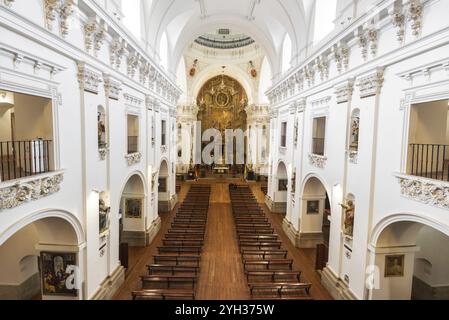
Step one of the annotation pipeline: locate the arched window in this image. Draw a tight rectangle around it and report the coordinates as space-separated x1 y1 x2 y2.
97 106 107 149
281 34 292 73
313 0 337 45
122 0 142 40
259 56 272 103
176 58 188 102
160 32 169 70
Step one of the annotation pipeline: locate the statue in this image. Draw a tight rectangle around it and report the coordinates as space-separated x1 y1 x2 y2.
340 200 355 237
99 199 110 234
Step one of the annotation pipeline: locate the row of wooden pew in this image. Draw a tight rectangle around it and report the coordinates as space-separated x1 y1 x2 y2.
229 184 313 300
132 185 211 300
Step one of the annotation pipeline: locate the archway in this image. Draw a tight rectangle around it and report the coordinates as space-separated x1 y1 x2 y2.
0 215 81 300
269 161 288 213
119 173 146 271
196 75 248 178
370 215 449 300
299 176 331 268
158 159 172 214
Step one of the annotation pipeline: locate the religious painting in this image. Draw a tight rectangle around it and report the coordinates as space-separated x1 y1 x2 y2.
385 255 405 277
278 179 288 191
307 200 320 215
125 198 143 219
215 92 229 107
41 252 78 297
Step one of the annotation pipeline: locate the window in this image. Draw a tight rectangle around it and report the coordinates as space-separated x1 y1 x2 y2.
160 32 169 70
259 56 272 103
312 117 326 155
122 0 142 40
313 0 337 45
0 90 54 182
127 115 139 154
161 120 167 146
281 34 292 73
407 99 449 181
280 122 287 147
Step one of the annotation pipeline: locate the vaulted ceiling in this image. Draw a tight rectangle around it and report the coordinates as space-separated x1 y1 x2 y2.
142 0 316 77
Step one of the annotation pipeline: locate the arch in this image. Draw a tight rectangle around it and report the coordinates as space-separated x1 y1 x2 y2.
370 213 449 248
300 172 332 202
117 170 148 205
281 32 292 73
190 64 255 105
159 158 169 177
276 160 288 179
159 31 169 70
0 209 85 247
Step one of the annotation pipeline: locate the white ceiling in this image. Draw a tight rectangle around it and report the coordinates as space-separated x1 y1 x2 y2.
141 0 313 77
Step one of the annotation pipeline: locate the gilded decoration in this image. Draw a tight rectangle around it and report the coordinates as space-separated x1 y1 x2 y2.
197 75 248 136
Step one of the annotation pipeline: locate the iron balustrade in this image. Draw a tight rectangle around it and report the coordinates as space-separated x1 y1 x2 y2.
312 138 325 156
409 143 449 182
0 140 53 182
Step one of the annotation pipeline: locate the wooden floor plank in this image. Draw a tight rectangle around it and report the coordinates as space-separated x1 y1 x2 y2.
113 180 332 300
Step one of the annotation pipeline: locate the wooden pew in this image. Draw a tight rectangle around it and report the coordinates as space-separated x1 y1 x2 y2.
246 271 301 283
239 235 279 242
162 239 204 247
141 275 197 290
158 246 202 255
165 233 205 241
239 241 283 250
132 289 195 300
147 264 200 276
242 250 289 260
249 283 312 300
153 255 201 267
243 259 294 271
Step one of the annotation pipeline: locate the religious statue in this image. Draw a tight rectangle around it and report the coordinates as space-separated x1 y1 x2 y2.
350 117 360 150
99 199 110 234
340 200 355 237
97 112 106 148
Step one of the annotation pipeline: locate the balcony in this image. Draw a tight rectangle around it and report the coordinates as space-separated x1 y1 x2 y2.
0 140 53 183
409 144 449 182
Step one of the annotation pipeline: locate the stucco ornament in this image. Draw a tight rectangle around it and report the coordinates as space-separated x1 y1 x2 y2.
397 175 449 210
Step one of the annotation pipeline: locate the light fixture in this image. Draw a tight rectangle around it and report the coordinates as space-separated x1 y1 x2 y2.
0 91 14 109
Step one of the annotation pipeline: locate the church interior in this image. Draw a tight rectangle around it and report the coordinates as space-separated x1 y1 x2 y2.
1 0 449 303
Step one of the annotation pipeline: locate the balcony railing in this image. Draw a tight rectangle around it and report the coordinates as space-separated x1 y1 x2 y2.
312 138 325 156
409 144 449 182
0 140 53 182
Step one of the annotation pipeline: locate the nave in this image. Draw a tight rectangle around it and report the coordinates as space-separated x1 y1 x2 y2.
113 182 332 300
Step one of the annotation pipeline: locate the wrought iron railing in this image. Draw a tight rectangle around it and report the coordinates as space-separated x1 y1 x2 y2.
0 140 53 182
409 143 449 182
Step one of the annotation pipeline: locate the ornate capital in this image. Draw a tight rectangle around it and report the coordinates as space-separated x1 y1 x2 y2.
357 67 384 98
335 79 355 104
103 74 121 100
408 0 423 38
0 173 64 211
125 152 142 166
2 0 15 8
110 38 126 69
309 154 327 169
99 147 108 161
59 0 76 38
77 63 102 94
391 8 406 44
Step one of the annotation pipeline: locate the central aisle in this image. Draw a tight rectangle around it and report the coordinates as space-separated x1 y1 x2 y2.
196 183 250 300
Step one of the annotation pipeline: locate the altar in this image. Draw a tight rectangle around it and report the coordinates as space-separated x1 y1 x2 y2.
213 166 229 174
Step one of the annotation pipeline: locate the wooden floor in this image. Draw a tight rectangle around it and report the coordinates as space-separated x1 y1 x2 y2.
113 180 332 300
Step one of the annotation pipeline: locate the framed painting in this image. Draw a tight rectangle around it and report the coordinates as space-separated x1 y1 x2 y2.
125 198 143 219
40 252 78 297
307 200 320 215
384 255 405 277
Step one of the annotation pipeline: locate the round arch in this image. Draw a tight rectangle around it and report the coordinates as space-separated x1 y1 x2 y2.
191 65 256 105
0 209 85 247
299 172 332 202
370 213 449 248
116 170 148 212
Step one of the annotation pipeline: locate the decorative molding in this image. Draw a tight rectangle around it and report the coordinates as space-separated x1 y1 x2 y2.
316 55 329 81
348 151 358 164
408 0 423 38
124 93 143 107
391 8 406 44
77 63 102 94
99 147 108 161
125 152 142 166
2 0 15 8
309 153 327 169
333 43 349 73
110 37 126 69
335 79 355 104
44 0 60 31
0 172 64 211
311 96 331 108
127 51 139 78
357 67 385 98
396 174 449 210
103 74 121 100
59 0 76 38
